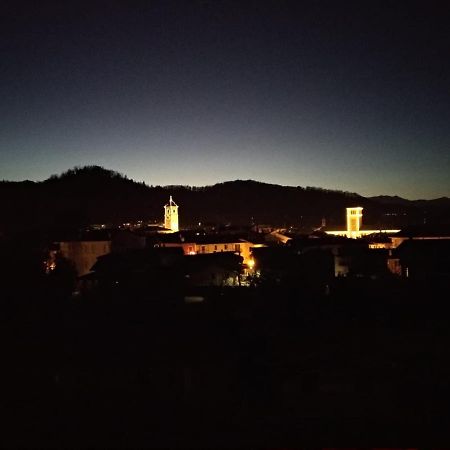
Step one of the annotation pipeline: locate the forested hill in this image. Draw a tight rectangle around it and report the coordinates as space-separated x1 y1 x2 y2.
1 166 448 233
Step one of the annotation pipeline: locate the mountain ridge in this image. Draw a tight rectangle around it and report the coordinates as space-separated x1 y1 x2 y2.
0 166 448 233
2 166 447 202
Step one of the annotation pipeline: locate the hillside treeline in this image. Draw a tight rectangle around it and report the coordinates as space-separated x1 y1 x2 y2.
0 166 448 233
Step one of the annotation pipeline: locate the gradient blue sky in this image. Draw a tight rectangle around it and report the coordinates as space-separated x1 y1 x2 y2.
1 1 449 199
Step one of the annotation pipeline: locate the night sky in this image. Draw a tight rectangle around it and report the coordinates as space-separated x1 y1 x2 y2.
1 1 449 199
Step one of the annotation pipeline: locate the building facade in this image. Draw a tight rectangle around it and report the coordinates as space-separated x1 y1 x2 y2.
58 240 112 276
160 238 262 267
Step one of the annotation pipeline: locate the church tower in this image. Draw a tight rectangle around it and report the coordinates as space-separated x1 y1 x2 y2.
164 196 179 232
346 207 363 238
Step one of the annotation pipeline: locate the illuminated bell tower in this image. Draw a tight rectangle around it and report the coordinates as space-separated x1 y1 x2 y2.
164 196 179 232
346 207 363 238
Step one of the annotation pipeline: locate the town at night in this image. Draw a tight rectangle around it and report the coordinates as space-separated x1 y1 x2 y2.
1 0 450 447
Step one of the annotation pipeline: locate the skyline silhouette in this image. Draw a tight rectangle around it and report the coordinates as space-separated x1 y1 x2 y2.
1 1 449 198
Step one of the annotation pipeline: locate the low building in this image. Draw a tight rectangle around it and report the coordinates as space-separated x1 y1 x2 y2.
264 230 292 244
153 233 264 267
111 229 146 253
184 252 243 287
47 230 112 277
57 239 111 276
251 244 335 290
390 224 450 248
394 239 450 280
82 247 185 297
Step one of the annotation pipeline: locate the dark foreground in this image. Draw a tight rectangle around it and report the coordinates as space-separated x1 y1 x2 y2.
2 278 450 447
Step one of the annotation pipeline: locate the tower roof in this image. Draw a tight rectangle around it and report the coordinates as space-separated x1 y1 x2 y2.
165 195 178 207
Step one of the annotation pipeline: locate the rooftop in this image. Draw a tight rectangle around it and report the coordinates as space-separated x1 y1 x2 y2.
396 224 450 238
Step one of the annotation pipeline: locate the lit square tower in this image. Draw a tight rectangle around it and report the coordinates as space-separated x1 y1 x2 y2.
346 207 363 238
164 196 179 232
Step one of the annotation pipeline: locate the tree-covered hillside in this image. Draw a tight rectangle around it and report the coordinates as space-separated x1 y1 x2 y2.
0 166 448 233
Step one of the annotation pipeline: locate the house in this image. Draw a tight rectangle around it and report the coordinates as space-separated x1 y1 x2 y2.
288 235 373 278
390 224 450 248
84 247 186 295
184 252 243 287
57 239 111 276
152 232 264 267
251 244 334 290
51 230 112 276
385 225 450 276
111 229 146 253
394 239 450 281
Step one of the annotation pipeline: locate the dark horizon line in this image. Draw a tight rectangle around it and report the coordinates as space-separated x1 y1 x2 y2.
1 165 449 203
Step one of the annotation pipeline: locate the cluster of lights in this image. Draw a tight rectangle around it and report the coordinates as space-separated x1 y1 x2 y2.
44 260 56 274
119 220 151 230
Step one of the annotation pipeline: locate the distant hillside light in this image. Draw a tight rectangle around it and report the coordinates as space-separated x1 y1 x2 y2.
164 195 179 232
